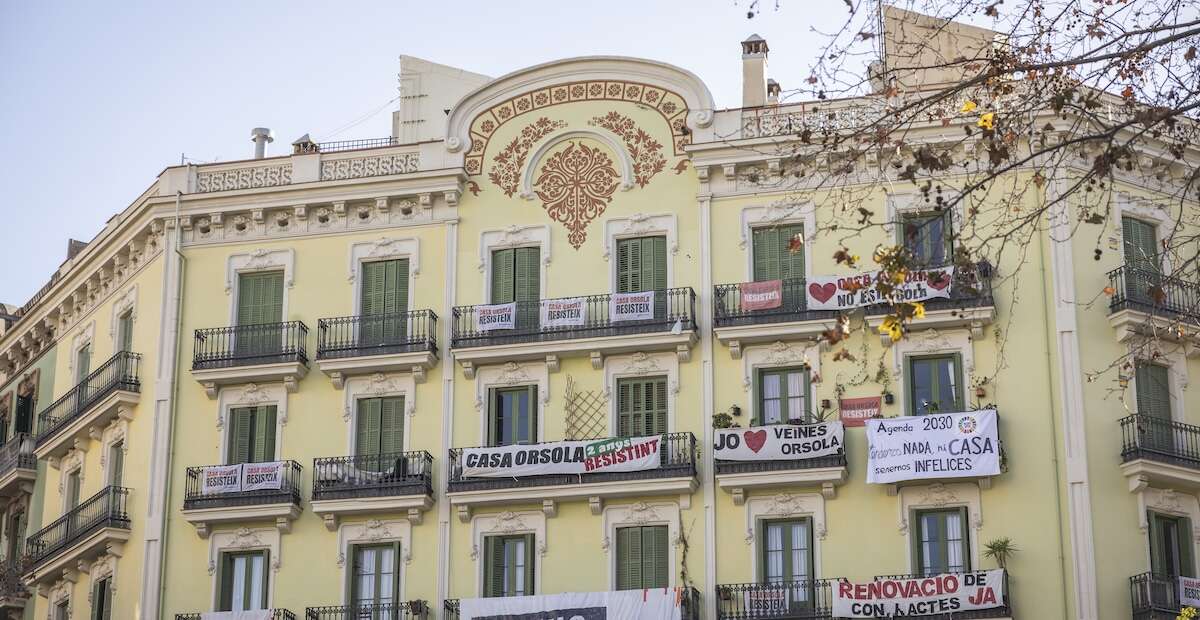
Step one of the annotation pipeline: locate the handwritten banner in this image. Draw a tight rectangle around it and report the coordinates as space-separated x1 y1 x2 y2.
866 410 999 484
475 303 516 332
540 297 587 328
806 267 954 311
610 291 655 322
833 571 1006 617
461 436 662 478
839 396 881 428
714 422 843 461
739 280 783 311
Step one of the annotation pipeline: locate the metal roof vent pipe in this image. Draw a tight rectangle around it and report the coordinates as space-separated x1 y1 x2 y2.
251 127 274 159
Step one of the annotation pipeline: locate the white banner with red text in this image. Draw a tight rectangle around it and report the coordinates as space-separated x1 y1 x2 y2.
199 462 285 494
714 422 843 461
832 571 1006 618
458 588 686 620
805 266 954 311
460 435 662 478
865 409 999 484
610 291 655 322
475 303 517 332
540 297 587 328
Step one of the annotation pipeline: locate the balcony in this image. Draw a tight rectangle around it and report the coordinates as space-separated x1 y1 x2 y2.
713 279 841 357
450 288 697 376
1108 265 1200 350
716 579 836 619
305 601 430 619
315 311 438 387
1120 414 1200 493
311 451 434 529
0 434 36 498
1131 572 1182 620
447 433 697 521
181 461 303 538
715 450 848 504
23 486 130 588
192 321 309 398
0 559 29 613
177 611 296 620
34 351 141 461
444 588 701 620
863 265 996 345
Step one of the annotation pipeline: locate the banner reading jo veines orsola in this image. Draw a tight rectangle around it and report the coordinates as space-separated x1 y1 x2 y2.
714 422 843 461
865 409 999 484
459 589 687 620
833 570 1006 617
461 436 662 478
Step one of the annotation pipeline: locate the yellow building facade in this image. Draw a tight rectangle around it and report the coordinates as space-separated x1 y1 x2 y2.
0 12 1197 620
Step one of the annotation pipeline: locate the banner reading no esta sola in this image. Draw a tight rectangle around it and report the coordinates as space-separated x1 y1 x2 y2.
461 435 662 478
865 409 999 484
833 570 1006 617
806 266 954 311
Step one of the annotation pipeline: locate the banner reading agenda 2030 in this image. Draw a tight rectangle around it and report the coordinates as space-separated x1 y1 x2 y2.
865 409 999 484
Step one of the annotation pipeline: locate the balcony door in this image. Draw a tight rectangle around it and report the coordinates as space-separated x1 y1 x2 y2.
359 259 409 349
218 550 269 611
901 211 952 267
752 224 805 310
913 508 969 576
616 525 668 591
616 236 667 319
350 543 400 612
757 367 811 425
491 248 539 331
14 394 32 436
1136 362 1174 453
5 511 22 562
235 271 284 359
488 386 536 447
760 518 815 611
484 534 534 597
75 343 92 384
227 406 277 464
116 311 134 353
91 576 113 620
1150 512 1195 579
1123 216 1161 298
907 354 963 415
356 397 404 472
617 377 667 438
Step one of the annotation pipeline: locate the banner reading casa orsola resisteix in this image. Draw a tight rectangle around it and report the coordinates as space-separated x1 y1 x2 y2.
865 409 999 484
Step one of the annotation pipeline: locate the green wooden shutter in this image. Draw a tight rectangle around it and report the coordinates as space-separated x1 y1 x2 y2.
76 345 91 383
228 407 252 464
522 533 536 595
1123 216 1159 267
617 382 632 437
617 377 668 437
753 226 805 282
617 240 633 293
617 527 641 590
514 248 540 302
118 313 133 352
648 525 668 588
218 553 234 611
1183 517 1197 577
645 236 667 292
491 249 515 304
380 397 404 455
237 271 284 326
485 537 504 597
252 406 277 463
1137 363 1172 420
110 442 124 487
257 549 270 608
956 506 970 571
356 398 382 457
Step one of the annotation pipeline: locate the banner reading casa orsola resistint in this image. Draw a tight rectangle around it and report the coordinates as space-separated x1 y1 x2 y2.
833 570 1006 618
865 409 999 484
805 266 954 311
540 297 587 328
458 588 686 620
714 422 843 461
461 435 662 478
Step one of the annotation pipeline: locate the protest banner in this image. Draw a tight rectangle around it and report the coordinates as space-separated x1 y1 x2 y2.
461 436 661 478
805 266 954 311
475 303 517 331
739 280 783 311
540 297 587 328
458 588 686 620
865 409 1000 484
241 461 285 491
840 396 881 428
610 291 655 322
832 571 1006 617
714 422 843 461
201 464 242 495
744 588 791 616
1182 576 1200 608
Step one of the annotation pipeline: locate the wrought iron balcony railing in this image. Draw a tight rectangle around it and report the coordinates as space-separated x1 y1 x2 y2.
25 486 130 569
305 601 430 619
312 451 433 501
448 433 697 493
316 311 437 360
192 321 309 371
1120 413 1200 469
35 351 141 446
1108 264 1200 324
0 558 29 602
861 263 995 316
314 136 401 153
713 278 841 328
715 451 846 476
1131 571 1181 620
177 610 296 620
450 288 697 349
0 434 35 477
716 579 836 619
183 461 303 510
444 587 700 620
873 572 1010 619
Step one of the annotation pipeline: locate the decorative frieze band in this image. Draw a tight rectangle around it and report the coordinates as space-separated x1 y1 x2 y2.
320 153 420 181
196 163 293 193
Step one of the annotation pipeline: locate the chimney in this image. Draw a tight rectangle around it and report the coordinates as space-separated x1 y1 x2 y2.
767 79 782 105
250 127 274 159
741 34 769 108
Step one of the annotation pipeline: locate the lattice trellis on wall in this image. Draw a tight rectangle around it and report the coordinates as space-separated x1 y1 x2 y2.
564 375 607 440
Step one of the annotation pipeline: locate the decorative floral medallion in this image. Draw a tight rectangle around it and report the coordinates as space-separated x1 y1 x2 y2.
533 141 620 248
488 117 567 196
589 111 666 187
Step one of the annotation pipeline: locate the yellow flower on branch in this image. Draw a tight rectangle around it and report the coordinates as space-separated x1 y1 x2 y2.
960 100 977 113
878 315 904 342
977 112 995 130
911 302 926 319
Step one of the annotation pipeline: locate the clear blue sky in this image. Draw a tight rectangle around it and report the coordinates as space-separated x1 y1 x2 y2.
0 0 843 303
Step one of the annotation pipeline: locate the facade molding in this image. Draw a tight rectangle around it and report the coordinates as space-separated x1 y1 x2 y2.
341 371 417 454
603 351 679 433
473 361 549 443
743 491 827 581
470 510 546 597
739 200 816 282
601 501 682 589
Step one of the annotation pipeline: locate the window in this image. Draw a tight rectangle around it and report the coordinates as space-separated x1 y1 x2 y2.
616 236 667 293
14 394 32 435
616 377 667 437
227 406 277 464
54 600 70 620
906 354 963 415
1123 216 1160 268
356 397 404 470
5 511 22 561
484 534 534 597
1136 362 1172 420
616 525 668 590
236 271 284 356
350 543 400 607
217 550 269 611
913 508 969 576
760 518 814 608
1150 512 1195 578
108 441 125 487
76 343 92 384
900 211 952 267
491 248 539 330
752 225 805 282
360 259 409 346
116 311 134 353
489 387 536 447
65 470 81 511
91 576 113 620
757 367 811 425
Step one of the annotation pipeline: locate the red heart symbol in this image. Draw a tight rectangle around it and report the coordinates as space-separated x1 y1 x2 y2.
743 429 767 453
808 282 837 303
927 272 950 290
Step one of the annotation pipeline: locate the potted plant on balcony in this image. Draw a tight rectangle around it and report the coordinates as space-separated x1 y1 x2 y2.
983 537 1017 570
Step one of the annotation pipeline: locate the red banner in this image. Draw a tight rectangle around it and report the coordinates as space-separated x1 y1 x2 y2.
740 280 783 310
839 396 881 427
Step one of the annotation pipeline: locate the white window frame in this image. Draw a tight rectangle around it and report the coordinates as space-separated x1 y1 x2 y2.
1136 486 1200 573
478 225 551 302
743 492 826 582
471 511 546 597
85 551 120 616
67 321 96 380
109 285 138 350
99 415 131 487
604 352 679 435
347 237 421 315
336 518 412 605
603 213 678 293
225 248 296 325
58 449 85 514
601 501 681 590
897 482 982 574
207 526 281 611
217 383 289 463
342 372 416 455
